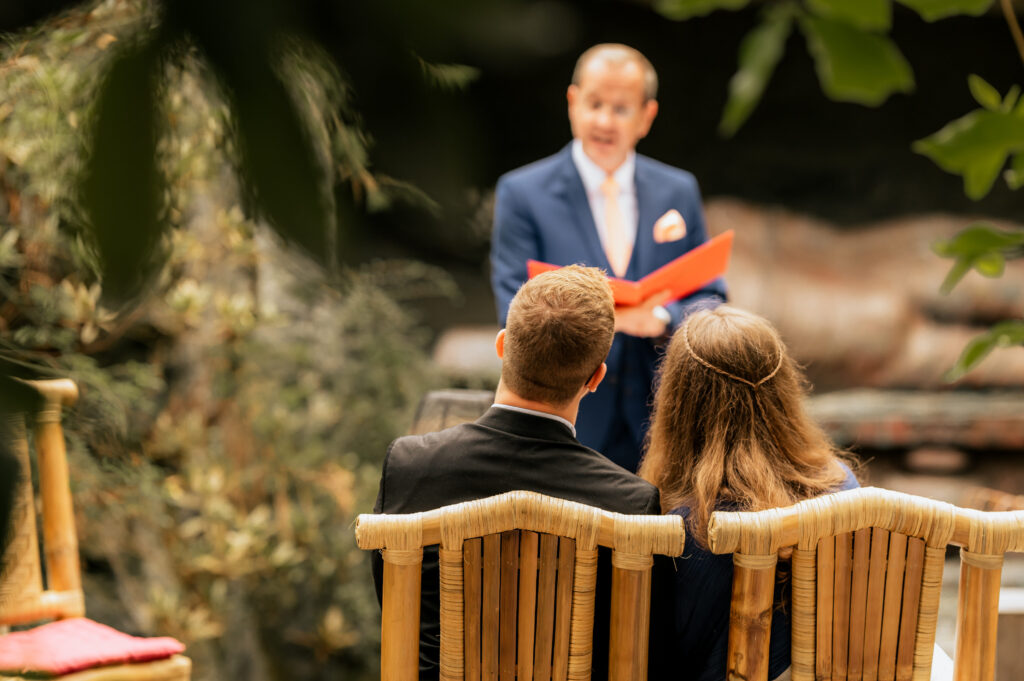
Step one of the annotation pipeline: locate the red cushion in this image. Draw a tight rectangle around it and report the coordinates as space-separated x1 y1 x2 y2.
0 617 185 676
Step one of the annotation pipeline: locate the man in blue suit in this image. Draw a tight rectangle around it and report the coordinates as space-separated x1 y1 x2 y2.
491 44 726 472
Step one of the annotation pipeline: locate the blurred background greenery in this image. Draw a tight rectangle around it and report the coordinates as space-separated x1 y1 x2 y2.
0 0 1021 679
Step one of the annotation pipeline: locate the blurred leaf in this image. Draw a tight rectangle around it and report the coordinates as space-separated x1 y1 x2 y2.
1003 85 1020 112
192 34 332 265
968 74 1002 110
913 107 1024 199
807 0 891 31
417 58 480 92
655 0 751 20
945 320 1024 382
799 15 913 105
1005 153 1024 189
719 4 795 136
897 0 993 21
80 37 164 305
933 222 1024 292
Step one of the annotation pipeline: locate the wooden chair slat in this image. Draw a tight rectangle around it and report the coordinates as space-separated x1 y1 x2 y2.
862 528 890 681
482 534 501 681
533 533 559 681
833 531 853 681
464 537 483 681
848 528 872 680
817 535 836 681
517 531 539 681
877 532 907 681
790 546 818 680
499 531 520 681
894 538 925 681
551 537 575 681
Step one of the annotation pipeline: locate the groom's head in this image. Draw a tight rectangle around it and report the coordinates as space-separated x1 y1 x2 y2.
499 265 615 406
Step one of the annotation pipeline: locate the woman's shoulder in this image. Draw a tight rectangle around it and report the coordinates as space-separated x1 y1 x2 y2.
835 459 860 491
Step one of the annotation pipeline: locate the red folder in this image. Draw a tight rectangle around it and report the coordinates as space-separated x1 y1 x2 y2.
526 230 734 306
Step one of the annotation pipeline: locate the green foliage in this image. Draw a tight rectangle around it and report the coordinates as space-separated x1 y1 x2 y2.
800 13 913 105
945 320 1024 381
655 0 751 20
719 3 795 136
913 78 1024 199
932 222 1024 292
897 0 994 21
808 0 891 30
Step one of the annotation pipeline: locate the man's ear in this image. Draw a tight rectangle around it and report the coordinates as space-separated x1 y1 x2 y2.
567 84 579 107
495 329 506 359
639 98 659 138
586 362 608 393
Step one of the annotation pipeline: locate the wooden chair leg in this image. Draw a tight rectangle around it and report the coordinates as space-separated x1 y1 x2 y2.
954 549 1003 681
608 552 653 681
726 553 778 681
381 548 423 681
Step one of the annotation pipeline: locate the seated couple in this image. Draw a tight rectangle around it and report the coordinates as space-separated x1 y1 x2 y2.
372 266 857 681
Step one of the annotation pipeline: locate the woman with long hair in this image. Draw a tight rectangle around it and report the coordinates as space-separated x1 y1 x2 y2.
639 305 857 681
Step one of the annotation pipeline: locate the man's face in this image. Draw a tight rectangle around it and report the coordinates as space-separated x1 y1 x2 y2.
567 58 658 174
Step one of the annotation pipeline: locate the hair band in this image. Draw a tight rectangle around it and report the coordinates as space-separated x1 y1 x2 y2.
681 318 784 388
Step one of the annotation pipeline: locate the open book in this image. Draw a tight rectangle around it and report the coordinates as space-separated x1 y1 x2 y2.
527 230 734 306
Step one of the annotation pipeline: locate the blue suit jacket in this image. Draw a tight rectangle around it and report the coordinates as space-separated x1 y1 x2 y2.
491 144 726 464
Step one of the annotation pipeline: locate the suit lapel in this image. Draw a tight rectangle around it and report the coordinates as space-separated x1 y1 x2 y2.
555 145 612 272
631 156 663 280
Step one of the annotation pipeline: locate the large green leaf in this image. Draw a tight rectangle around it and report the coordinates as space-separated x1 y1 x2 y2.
968 74 1002 111
806 0 891 31
913 108 1024 199
655 0 751 20
719 4 795 136
1006 153 1024 189
945 320 1024 382
933 222 1024 292
80 37 164 305
897 0 993 21
799 15 913 105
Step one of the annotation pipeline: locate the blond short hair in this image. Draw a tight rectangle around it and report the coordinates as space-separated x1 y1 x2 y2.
572 43 658 101
502 265 615 406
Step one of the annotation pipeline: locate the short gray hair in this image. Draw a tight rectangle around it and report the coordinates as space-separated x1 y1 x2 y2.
571 43 658 101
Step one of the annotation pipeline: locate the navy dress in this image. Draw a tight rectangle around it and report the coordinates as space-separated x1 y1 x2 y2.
664 463 858 681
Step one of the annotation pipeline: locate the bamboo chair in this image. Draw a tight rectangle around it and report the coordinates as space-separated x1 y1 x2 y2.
0 379 191 681
708 487 959 681
356 490 685 681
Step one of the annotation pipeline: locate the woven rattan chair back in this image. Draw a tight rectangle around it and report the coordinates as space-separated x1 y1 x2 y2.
356 490 685 681
708 487 958 681
0 379 191 681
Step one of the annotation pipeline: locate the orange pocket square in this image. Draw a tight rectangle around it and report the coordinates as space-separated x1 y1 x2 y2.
653 210 687 243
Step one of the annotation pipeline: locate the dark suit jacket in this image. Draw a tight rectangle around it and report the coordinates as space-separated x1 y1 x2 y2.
372 407 662 680
490 145 726 467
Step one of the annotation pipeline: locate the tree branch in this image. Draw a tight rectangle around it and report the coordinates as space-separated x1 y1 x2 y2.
1002 0 1024 68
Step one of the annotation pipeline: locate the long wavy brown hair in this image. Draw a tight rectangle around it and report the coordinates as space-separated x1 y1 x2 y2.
638 305 852 548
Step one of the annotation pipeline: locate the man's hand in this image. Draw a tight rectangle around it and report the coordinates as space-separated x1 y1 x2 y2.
614 290 672 337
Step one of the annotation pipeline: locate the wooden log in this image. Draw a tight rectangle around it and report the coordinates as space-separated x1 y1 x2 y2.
954 550 1003 681
724 554 777 681
409 390 494 435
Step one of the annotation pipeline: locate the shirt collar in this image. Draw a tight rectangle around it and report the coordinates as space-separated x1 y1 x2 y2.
490 403 576 438
571 139 635 196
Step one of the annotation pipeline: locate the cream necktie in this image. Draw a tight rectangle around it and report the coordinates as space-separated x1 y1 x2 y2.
600 175 631 277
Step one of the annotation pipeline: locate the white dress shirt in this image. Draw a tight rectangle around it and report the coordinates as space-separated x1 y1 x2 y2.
571 139 638 262
491 403 576 438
